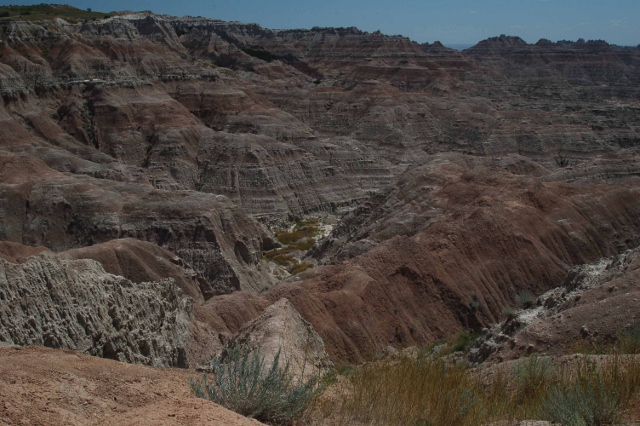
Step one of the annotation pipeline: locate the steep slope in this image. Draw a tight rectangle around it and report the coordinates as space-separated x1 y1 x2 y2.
482 246 640 363
200 155 640 363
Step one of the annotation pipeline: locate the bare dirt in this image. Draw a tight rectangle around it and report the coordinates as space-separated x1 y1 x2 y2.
0 345 263 426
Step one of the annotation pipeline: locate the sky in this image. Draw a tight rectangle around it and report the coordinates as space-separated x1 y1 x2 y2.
2 0 639 46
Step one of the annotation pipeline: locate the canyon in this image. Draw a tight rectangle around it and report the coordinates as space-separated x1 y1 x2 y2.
0 4 639 424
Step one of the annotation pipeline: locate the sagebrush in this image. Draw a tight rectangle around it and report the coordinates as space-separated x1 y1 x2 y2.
190 346 323 425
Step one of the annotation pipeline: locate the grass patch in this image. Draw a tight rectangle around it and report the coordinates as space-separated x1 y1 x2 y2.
303 354 640 425
326 357 487 426
0 5 109 21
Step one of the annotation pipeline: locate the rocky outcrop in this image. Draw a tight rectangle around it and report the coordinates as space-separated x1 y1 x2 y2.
482 246 640 363
58 238 207 302
219 298 333 380
0 253 192 367
0 241 49 263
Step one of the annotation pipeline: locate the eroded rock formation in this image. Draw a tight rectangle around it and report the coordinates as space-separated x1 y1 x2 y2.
200 156 640 363
0 252 192 367
0 7 639 368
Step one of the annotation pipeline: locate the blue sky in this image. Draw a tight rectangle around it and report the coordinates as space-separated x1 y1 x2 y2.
2 0 639 46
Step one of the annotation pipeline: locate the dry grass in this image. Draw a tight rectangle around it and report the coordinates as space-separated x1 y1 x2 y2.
302 354 640 426
312 357 488 426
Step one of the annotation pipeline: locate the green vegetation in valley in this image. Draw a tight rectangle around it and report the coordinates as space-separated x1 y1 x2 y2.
0 4 110 22
264 218 321 275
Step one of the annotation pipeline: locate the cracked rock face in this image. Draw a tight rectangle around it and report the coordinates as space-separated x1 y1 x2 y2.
0 252 192 367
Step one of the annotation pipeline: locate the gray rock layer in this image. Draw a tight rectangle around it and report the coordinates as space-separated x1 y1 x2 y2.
0 253 192 368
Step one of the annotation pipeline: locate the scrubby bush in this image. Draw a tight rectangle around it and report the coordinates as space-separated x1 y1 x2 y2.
516 291 535 309
542 375 620 426
541 356 640 426
502 305 516 318
452 331 480 353
190 346 323 424
469 295 480 310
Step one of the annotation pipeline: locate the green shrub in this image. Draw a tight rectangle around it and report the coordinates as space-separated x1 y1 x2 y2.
469 295 479 310
452 331 480 353
541 372 620 426
541 356 640 426
516 291 535 309
190 346 322 424
502 305 516 318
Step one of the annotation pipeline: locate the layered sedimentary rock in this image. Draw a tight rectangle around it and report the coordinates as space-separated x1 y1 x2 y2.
2 12 638 226
0 253 192 367
0 152 271 296
0 8 640 366
201 155 640 363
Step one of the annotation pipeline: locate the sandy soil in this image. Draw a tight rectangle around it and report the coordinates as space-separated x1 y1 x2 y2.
0 345 263 425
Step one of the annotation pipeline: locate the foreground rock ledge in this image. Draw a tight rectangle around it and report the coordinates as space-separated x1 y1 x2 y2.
0 345 264 426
